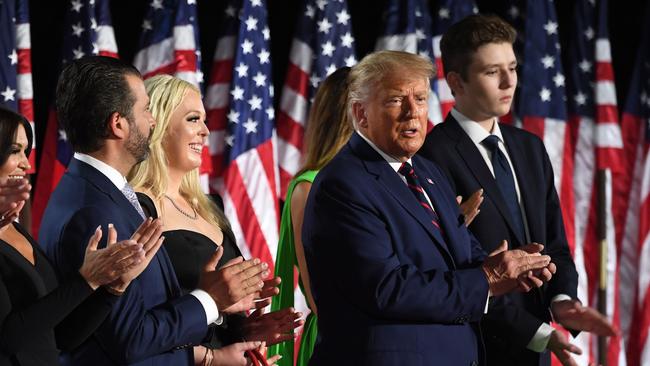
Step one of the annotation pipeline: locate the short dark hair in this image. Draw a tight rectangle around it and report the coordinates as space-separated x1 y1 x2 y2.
440 14 516 80
55 56 141 153
0 107 32 166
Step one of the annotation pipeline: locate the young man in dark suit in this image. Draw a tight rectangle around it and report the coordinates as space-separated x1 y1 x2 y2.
418 14 615 366
39 56 273 365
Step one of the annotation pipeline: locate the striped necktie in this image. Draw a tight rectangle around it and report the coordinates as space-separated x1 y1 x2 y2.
398 162 442 232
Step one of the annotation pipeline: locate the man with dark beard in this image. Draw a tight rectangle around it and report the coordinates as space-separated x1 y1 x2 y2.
39 56 274 365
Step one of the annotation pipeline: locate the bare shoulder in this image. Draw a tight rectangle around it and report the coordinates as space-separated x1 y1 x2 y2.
290 181 312 209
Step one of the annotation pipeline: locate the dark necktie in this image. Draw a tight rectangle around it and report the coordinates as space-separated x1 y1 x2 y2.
482 135 525 241
398 162 443 233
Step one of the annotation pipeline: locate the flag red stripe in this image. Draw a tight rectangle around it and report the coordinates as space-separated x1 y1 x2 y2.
277 110 305 150
224 163 275 272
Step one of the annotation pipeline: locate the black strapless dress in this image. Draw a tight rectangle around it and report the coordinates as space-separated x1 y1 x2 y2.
137 193 246 348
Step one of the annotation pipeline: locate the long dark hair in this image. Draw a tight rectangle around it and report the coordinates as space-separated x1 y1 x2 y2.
0 107 32 166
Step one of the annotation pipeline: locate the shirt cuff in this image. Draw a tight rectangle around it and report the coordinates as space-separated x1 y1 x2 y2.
551 294 572 303
527 322 554 352
190 289 223 325
484 289 492 313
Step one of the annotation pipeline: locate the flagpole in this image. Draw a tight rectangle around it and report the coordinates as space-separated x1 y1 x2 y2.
597 169 609 366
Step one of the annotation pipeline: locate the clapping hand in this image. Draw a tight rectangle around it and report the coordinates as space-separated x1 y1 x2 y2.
551 299 616 336
199 248 277 313
456 189 483 226
0 177 30 228
241 299 304 346
105 218 166 294
481 241 554 296
79 225 145 290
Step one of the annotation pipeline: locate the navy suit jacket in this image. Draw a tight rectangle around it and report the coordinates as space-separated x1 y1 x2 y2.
39 159 209 365
302 133 490 366
418 115 578 366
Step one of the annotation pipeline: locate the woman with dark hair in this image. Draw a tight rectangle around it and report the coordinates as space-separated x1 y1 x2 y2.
0 108 160 366
268 66 354 366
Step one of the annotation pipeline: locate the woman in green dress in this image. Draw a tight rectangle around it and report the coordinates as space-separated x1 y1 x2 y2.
269 66 354 366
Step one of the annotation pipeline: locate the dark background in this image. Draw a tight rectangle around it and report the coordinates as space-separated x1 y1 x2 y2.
28 0 647 161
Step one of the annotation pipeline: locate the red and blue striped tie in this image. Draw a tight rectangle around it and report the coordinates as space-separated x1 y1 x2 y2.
398 162 442 232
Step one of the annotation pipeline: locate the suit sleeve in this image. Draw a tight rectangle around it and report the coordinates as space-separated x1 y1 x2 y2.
538 140 578 303
0 267 94 355
304 176 489 324
55 287 119 351
54 207 209 364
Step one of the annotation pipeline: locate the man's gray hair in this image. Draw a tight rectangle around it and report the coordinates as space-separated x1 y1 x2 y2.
347 50 435 128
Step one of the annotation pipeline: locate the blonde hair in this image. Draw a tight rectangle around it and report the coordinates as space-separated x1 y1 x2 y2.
348 50 435 127
128 74 230 232
297 66 353 176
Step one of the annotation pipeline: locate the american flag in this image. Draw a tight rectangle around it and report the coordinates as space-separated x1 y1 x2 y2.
276 0 356 198
375 0 442 129
133 0 211 189
204 0 279 269
0 0 34 172
431 0 477 120
620 2 650 365
564 0 626 365
32 0 118 236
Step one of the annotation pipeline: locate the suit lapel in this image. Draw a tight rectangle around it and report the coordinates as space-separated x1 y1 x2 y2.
501 127 533 244
349 134 454 264
444 116 525 246
68 159 146 225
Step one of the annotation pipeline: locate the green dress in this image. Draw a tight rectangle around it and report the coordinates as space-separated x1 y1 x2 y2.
269 170 318 366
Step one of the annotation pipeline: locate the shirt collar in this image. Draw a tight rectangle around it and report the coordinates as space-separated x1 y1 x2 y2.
74 152 127 190
451 108 505 145
355 131 412 173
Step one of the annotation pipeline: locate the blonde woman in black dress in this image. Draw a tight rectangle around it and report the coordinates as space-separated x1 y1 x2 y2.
129 75 302 366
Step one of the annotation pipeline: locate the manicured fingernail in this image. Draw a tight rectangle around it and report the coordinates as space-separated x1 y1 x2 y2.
262 262 268 269
95 225 101 232
108 223 113 229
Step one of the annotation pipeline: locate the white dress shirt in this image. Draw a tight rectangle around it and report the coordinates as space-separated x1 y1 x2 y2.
450 109 570 352
74 153 222 325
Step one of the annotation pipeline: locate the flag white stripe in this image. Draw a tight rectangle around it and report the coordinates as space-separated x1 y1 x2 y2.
96 25 118 53
277 138 302 178
543 119 566 192
134 37 174 75
596 123 623 149
280 85 309 127
173 24 196 50
375 34 418 53
16 73 32 99
234 149 279 262
222 190 253 260
288 39 314 74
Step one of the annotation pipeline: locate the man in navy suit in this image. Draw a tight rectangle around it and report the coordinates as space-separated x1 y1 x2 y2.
39 56 272 365
418 15 615 366
302 51 557 366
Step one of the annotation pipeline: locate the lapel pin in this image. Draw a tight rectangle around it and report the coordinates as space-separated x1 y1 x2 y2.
426 178 434 184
